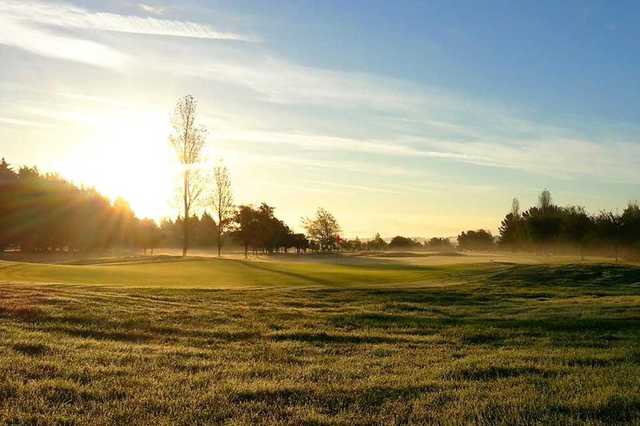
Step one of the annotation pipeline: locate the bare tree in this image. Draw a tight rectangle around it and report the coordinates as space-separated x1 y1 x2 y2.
211 162 234 257
169 95 207 257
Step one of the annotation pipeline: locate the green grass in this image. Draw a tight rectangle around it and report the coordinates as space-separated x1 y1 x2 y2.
1 257 640 424
0 256 487 288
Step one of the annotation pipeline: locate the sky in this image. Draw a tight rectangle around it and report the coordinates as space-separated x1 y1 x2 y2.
1 0 639 238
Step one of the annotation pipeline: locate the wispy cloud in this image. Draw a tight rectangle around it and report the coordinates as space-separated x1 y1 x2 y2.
139 3 166 16
233 150 422 178
0 0 257 41
0 13 127 68
0 116 54 128
194 56 640 183
416 137 640 182
212 130 475 160
179 57 429 110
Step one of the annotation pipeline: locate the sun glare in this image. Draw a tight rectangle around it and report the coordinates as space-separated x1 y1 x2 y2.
61 110 178 220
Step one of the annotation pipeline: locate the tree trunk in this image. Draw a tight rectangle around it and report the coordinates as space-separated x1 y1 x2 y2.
182 172 189 257
244 243 248 259
182 219 188 257
217 228 222 257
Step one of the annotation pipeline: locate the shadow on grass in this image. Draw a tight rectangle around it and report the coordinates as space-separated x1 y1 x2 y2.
232 384 439 409
330 312 458 330
552 397 640 423
488 264 640 290
269 331 406 344
445 365 556 381
13 342 50 356
43 326 151 343
235 260 332 286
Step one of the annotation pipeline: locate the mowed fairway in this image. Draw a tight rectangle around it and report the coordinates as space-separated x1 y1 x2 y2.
0 256 478 288
1 256 640 424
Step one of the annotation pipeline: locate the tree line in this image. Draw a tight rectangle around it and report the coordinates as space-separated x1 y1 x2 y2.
0 159 161 253
448 190 640 260
2 157 638 261
496 190 640 260
0 155 317 256
0 156 316 256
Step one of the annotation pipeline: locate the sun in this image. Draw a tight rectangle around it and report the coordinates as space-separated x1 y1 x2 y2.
61 109 179 221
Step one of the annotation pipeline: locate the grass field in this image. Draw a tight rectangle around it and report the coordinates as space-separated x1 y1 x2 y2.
1 255 640 424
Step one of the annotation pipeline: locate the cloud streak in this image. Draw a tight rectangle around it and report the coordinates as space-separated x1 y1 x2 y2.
173 53 640 183
0 0 256 41
0 13 127 68
212 130 477 161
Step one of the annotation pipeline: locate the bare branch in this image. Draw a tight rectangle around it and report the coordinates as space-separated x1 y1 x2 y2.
169 94 207 256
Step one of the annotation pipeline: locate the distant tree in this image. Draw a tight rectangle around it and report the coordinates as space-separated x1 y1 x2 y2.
388 235 420 249
113 197 137 248
339 236 363 252
169 94 207 257
562 206 592 260
367 233 387 251
523 190 563 252
539 189 552 211
271 218 293 253
303 208 341 251
234 205 259 258
291 233 310 254
457 230 494 251
621 202 640 256
232 203 295 256
595 211 624 262
350 237 363 252
0 158 16 251
210 163 234 257
498 198 525 251
195 212 217 247
425 237 454 251
138 219 162 255
255 203 277 253
159 218 180 247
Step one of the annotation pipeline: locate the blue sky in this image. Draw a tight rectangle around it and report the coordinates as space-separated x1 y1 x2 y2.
1 0 639 237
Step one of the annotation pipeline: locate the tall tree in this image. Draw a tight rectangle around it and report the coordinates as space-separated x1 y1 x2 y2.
595 211 624 262
498 198 525 251
234 205 259 259
621 203 640 255
303 208 341 251
211 163 234 257
0 158 16 251
562 206 592 260
169 95 207 256
524 190 563 252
